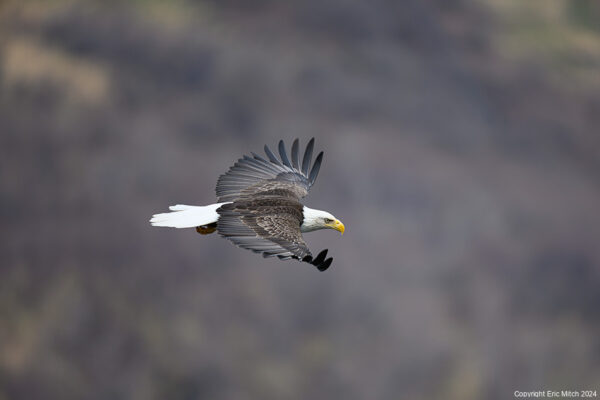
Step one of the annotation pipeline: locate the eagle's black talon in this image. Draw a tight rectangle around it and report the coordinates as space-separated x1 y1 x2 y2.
316 257 333 271
312 249 328 266
302 249 332 270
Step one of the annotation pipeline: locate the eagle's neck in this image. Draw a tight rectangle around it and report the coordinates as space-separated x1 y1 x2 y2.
301 206 330 233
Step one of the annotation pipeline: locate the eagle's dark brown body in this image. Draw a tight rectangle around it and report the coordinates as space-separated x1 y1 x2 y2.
217 196 308 260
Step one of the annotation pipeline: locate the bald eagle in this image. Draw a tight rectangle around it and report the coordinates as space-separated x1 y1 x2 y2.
150 139 344 271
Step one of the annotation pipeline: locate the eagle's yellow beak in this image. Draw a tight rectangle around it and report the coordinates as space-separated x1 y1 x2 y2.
330 219 345 235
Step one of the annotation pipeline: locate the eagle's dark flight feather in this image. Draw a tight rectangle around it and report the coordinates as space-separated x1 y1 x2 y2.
215 138 323 202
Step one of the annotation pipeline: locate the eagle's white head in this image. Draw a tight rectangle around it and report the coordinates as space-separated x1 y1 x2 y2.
301 206 345 234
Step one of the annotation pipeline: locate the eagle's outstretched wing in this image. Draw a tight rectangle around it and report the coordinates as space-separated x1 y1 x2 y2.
215 139 333 270
217 197 309 260
215 138 323 202
217 198 332 270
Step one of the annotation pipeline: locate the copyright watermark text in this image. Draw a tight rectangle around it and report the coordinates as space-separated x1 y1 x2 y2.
514 391 597 398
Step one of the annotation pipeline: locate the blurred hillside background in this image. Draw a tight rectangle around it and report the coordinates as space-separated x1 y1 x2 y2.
1 0 600 399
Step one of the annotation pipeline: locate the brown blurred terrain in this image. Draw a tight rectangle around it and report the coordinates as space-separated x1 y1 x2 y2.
1 1 600 399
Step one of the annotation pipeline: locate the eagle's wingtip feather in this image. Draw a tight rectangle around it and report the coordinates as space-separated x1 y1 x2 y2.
278 140 292 168
291 138 300 169
301 138 314 175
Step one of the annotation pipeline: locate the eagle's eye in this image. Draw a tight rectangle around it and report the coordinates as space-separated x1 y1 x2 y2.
324 218 333 223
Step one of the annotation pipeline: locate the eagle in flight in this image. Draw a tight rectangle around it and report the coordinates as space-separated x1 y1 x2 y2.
150 138 344 271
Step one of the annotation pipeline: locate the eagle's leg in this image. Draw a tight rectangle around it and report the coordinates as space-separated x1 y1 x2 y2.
196 223 217 235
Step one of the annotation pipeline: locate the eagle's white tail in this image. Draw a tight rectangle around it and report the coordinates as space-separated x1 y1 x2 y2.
150 203 228 228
